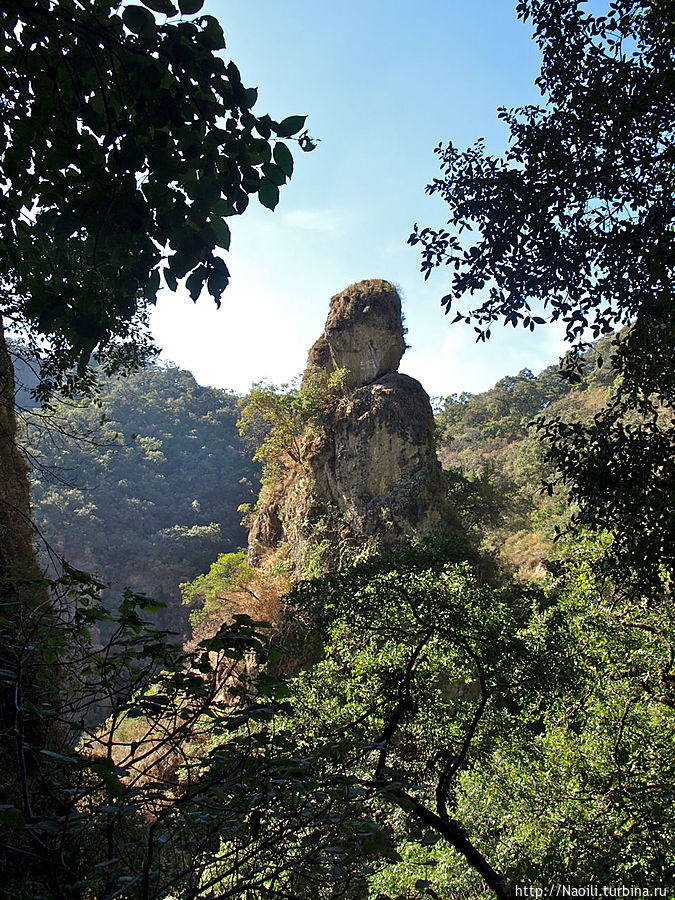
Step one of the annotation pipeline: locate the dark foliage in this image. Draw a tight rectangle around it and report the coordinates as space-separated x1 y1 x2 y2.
0 568 381 900
411 0 675 589
411 0 673 356
1 0 313 396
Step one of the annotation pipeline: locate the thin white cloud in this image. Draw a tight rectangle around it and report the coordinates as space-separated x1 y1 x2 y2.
281 208 345 233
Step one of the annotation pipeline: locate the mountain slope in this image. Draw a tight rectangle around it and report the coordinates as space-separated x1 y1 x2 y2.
436 336 617 576
23 363 258 631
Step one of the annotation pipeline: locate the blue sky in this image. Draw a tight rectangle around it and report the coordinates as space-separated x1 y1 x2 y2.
150 0 569 398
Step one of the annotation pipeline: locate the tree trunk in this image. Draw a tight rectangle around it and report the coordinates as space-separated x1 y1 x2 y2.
0 317 57 891
0 315 37 596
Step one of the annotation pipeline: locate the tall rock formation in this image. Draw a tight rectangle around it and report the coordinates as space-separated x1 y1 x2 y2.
248 279 454 569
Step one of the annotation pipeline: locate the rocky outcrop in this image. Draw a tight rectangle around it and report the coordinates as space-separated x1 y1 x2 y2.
248 279 453 568
305 279 406 390
0 318 58 812
0 320 37 588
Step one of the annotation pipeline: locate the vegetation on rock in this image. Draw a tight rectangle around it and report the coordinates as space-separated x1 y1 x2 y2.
237 366 349 486
244 281 455 572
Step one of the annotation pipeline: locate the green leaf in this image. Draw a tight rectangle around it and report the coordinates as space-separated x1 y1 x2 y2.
186 268 204 301
421 831 441 845
122 5 157 37
256 115 272 140
234 192 249 214
140 0 177 14
30 819 61 835
262 163 286 187
210 217 231 251
244 87 258 109
144 269 161 301
40 749 79 765
273 142 294 177
298 132 317 152
197 15 225 50
177 0 204 13
90 759 126 799
258 179 279 211
211 198 237 218
163 267 178 292
274 115 307 138
135 596 166 613
273 681 291 698
207 260 229 300
221 714 250 731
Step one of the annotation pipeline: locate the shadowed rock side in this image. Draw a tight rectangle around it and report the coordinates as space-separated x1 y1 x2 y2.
0 319 58 808
0 321 34 589
248 279 454 568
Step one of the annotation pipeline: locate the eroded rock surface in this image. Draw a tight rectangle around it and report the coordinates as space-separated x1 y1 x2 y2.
248 279 453 568
305 279 406 390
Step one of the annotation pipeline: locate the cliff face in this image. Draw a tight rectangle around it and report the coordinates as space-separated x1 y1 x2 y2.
0 320 36 587
248 279 452 568
0 319 57 806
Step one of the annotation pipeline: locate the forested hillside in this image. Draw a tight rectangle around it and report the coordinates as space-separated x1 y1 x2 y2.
12 328 675 900
19 361 258 631
13 335 626 625
436 337 617 576
18 341 611 632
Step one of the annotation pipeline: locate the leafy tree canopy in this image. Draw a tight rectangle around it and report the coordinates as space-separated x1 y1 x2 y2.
1 0 314 396
411 0 673 371
411 0 675 589
0 566 382 900
287 535 675 896
237 367 348 486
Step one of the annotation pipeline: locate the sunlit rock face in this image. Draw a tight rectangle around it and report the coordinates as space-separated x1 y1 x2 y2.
248 279 453 569
306 279 406 390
